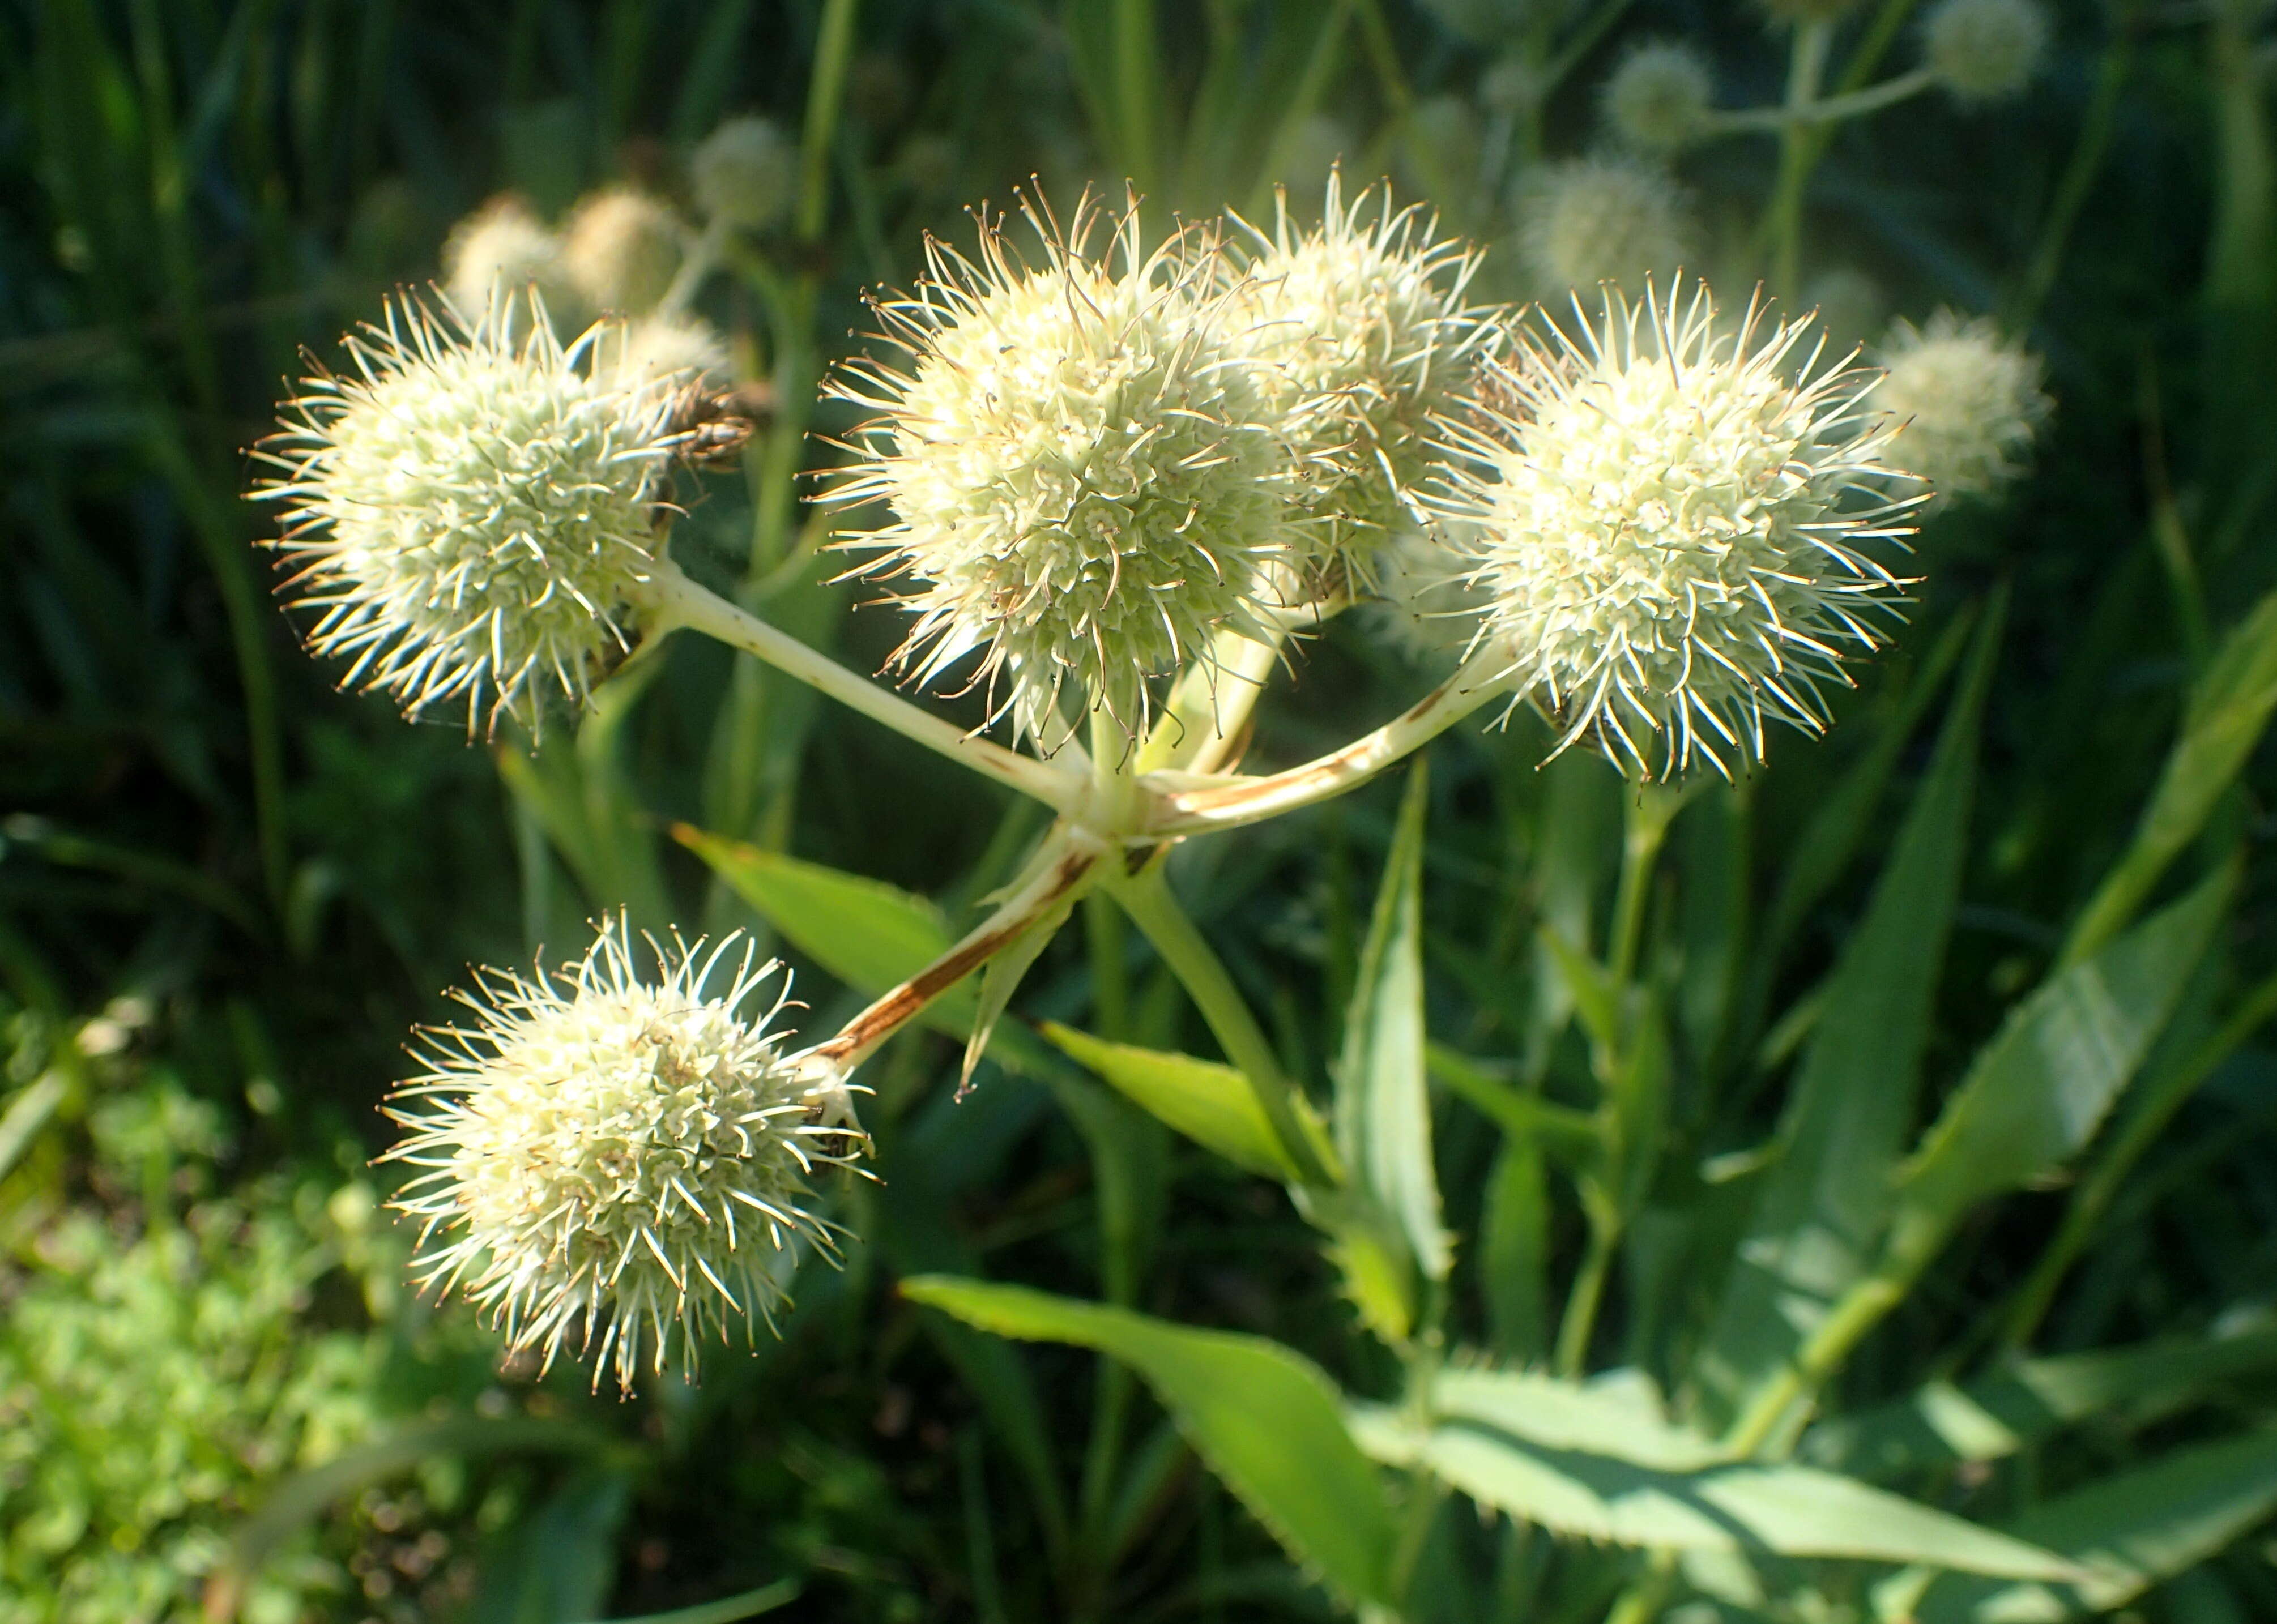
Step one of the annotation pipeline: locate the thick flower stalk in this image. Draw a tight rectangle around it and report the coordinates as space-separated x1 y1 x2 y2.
1224 176 1493 588
1876 309 2051 503
384 919 862 1392
255 292 685 733
1445 280 1914 779
821 191 1293 748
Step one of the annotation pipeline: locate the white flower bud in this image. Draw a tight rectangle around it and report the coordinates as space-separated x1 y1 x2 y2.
1602 41 1716 153
691 117 797 232
1443 280 1914 780
385 919 863 1392
1875 309 2052 503
1226 176 1495 586
255 292 683 732
1925 0 2050 104
442 195 577 321
822 192 1293 746
1516 156 1691 298
564 187 685 314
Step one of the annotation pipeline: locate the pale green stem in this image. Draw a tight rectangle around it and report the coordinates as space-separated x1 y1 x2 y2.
1607 786 1682 988
1105 864 1340 1189
1762 19 1835 301
1553 1199 1619 1378
1722 1254 1916 1458
1145 655 1514 835
1602 1550 1679 1624
796 0 862 244
656 215 729 319
1707 66 1934 134
643 561 1084 813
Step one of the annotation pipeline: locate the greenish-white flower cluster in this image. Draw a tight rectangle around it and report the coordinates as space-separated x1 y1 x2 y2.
1444 280 1916 779
1515 157 1692 300
1924 0 2050 104
385 919 862 1394
257 293 685 733
1876 309 2052 502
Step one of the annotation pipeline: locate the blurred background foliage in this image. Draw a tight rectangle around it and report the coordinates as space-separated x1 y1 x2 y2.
5 0 2277 1620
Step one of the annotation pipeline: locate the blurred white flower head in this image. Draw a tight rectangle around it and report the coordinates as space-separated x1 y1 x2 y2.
1603 41 1716 153
564 187 686 314
692 116 798 232
1226 174 1494 588
822 190 1292 747
256 292 682 733
1925 0 2051 104
1444 279 1916 779
1516 156 1691 300
601 314 734 387
442 195 577 322
1877 309 2052 503
385 918 863 1394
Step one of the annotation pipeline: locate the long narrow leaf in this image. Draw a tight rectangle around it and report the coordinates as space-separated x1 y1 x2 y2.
902 1276 1398 1608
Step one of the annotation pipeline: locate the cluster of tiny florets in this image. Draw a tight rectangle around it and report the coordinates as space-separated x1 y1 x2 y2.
565 187 686 314
1602 41 1716 153
1224 175 1494 587
691 116 798 232
602 314 734 387
822 193 1293 745
1516 157 1691 299
444 195 578 322
384 920 863 1394
1875 309 2052 503
1443 280 1915 779
256 292 684 733
1924 0 2050 103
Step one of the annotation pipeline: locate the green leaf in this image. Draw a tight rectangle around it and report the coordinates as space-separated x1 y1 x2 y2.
1039 1022 1327 1181
1805 1317 2277 1482
1333 762 1450 1285
1888 861 2234 1265
1898 1433 2277 1622
1481 1136 1553 1361
1694 605 1999 1424
902 1276 1397 1608
674 823 975 1028
1349 1369 2073 1578
2063 584 2277 965
579 1578 799 1624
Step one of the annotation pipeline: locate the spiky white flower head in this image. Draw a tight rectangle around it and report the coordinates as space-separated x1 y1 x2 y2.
601 314 733 387
383 918 864 1393
691 117 797 232
564 188 686 314
1516 157 1691 300
443 195 578 321
1443 280 1914 779
1924 0 2050 103
255 292 683 733
822 191 1291 746
1875 309 2052 503
1603 41 1716 153
1365 529 1486 668
1225 174 1494 587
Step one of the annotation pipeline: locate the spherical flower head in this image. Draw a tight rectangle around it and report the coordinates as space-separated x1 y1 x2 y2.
383 919 864 1393
1603 41 1716 153
443 195 578 322
1225 175 1494 587
1924 0 2050 104
601 314 733 387
255 292 683 733
822 191 1291 746
564 187 685 314
1445 280 1914 779
692 117 796 232
1875 309 2052 503
1516 157 1691 300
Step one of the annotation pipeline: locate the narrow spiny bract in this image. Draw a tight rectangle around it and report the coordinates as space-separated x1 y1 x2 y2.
822 191 1292 747
1225 175 1495 591
1444 280 1914 780
256 292 682 734
1877 309 2051 502
383 920 863 1394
